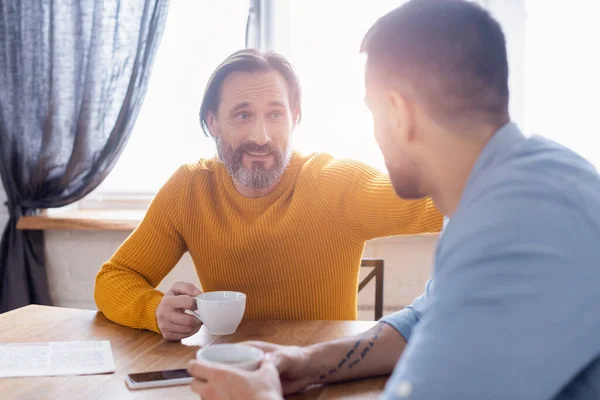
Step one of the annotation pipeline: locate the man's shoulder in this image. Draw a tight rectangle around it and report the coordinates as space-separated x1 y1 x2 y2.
174 157 221 180
155 158 222 196
295 151 385 179
468 135 600 214
447 135 600 257
512 135 598 181
293 151 333 169
185 157 220 172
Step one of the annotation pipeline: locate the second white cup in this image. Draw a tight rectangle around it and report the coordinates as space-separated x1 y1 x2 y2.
196 344 264 371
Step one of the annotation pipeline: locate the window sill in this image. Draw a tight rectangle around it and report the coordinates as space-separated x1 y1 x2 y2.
17 209 144 231
16 197 441 247
16 207 440 246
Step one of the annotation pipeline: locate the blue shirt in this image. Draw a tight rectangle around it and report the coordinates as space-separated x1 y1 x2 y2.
381 123 600 400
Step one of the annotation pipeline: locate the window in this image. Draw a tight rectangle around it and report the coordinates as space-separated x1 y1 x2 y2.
273 1 410 172
97 0 248 193
99 0 591 197
523 0 600 167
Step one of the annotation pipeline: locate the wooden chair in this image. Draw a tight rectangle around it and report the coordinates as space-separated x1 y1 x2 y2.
358 258 384 320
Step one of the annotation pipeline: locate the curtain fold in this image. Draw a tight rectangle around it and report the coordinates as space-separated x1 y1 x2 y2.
0 0 170 313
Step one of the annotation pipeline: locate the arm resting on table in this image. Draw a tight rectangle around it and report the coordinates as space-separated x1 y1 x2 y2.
301 322 407 386
94 167 189 333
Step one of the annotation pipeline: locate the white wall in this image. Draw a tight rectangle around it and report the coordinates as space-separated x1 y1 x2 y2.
45 229 437 321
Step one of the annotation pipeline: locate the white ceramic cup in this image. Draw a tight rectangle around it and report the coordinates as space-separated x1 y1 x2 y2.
196 344 264 371
191 291 246 335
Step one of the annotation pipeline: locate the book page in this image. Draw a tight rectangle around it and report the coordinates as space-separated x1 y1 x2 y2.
0 341 115 378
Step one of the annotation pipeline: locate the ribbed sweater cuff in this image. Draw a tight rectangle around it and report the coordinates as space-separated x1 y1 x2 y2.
140 291 164 334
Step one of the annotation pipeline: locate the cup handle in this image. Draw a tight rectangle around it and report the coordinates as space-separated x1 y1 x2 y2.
190 309 203 322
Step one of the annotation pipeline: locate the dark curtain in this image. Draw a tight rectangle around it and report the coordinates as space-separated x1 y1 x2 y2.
0 0 170 313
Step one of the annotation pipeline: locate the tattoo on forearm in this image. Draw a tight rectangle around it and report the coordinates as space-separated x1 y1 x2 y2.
318 323 384 381
361 346 370 358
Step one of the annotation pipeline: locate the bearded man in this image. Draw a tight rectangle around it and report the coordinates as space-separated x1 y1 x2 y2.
94 49 442 340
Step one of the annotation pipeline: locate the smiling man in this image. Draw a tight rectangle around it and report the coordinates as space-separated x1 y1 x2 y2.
94 49 443 341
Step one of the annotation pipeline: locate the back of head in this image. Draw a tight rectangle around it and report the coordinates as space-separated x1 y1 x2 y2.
361 0 509 129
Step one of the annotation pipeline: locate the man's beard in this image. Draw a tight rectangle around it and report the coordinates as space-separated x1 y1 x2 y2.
380 125 426 200
216 138 292 190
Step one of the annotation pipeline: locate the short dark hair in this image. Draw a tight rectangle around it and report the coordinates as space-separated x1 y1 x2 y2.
361 0 509 126
199 49 302 137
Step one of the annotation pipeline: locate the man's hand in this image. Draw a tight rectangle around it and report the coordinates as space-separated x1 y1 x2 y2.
244 323 405 394
243 341 314 395
187 355 283 400
156 282 202 341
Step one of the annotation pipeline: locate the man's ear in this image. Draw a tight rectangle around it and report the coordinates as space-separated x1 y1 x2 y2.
206 112 219 138
388 91 415 143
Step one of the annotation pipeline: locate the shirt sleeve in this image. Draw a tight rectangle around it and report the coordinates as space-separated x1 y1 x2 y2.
382 191 600 400
315 158 443 241
379 279 434 342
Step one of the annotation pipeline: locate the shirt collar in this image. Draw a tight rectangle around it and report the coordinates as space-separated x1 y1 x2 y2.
462 122 525 196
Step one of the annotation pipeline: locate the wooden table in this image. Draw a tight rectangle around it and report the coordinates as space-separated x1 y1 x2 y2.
0 306 388 400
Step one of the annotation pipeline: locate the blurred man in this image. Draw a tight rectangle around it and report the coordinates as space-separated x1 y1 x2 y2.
187 1 600 399
94 49 442 341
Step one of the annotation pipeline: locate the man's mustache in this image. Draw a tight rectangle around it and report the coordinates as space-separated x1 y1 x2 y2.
234 141 278 155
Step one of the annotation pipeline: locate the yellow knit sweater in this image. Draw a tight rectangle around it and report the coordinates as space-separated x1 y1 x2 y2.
95 152 442 334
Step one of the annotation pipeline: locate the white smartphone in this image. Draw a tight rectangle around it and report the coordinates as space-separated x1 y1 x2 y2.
125 368 193 390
